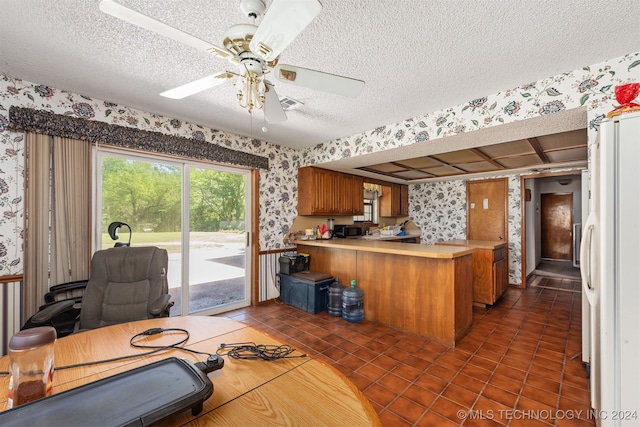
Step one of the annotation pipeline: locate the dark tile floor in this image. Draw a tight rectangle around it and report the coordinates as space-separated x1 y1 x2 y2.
219 276 594 426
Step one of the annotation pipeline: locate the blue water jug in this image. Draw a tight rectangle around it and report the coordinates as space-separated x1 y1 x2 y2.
342 280 364 323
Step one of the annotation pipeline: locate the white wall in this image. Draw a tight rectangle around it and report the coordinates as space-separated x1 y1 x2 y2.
524 178 541 276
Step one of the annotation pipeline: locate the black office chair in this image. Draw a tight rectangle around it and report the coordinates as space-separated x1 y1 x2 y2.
21 280 89 337
23 246 173 334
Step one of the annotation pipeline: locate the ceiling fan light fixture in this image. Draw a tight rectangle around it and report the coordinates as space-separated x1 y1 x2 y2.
236 72 266 113
100 0 363 124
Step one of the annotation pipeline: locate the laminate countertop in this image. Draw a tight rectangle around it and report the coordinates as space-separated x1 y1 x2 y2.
294 238 473 259
437 239 507 249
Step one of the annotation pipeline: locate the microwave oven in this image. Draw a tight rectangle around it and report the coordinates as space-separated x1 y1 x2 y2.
333 225 362 238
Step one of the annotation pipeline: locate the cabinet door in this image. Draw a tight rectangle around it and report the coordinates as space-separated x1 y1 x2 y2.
298 166 364 215
341 174 364 215
299 167 332 214
492 256 508 301
352 175 364 215
391 184 401 215
380 184 408 217
399 185 409 216
380 185 393 217
315 168 335 214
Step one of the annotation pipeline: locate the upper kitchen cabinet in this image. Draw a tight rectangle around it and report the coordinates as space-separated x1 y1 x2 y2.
339 173 365 215
380 184 409 217
298 167 364 215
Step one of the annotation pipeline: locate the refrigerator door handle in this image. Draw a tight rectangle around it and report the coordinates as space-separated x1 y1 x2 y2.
580 213 598 307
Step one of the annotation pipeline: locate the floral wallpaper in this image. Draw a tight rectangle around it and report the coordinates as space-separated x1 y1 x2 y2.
302 53 640 164
0 75 302 276
0 51 639 286
407 175 523 283
299 52 638 285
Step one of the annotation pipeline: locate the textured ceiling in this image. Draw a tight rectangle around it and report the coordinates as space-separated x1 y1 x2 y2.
1 0 639 154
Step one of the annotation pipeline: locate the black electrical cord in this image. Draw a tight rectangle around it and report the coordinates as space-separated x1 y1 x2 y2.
0 328 195 375
49 328 213 372
216 342 306 361
0 332 305 376
54 327 206 371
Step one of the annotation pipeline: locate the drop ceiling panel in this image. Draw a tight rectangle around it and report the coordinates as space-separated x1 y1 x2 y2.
396 157 442 168
545 146 588 162
479 140 535 158
456 161 500 173
537 129 587 150
355 128 587 182
497 153 545 168
392 170 434 179
431 150 484 164
424 165 464 176
366 163 407 173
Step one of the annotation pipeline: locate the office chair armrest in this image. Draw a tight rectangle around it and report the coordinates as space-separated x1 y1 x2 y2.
149 294 173 317
44 280 89 303
29 300 76 325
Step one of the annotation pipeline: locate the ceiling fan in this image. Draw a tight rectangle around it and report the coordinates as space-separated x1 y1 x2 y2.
99 0 365 123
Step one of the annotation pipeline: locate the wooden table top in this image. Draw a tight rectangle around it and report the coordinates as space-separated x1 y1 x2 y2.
0 316 380 426
295 238 473 258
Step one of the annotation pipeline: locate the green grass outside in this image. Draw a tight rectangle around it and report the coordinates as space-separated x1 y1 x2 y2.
101 231 181 248
100 230 243 250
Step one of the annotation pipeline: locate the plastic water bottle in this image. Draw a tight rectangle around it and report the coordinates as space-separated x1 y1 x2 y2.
342 280 364 323
327 279 345 317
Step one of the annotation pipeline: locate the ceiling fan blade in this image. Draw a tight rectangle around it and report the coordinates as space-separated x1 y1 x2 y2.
160 72 233 99
263 83 287 123
274 64 365 98
99 0 233 61
249 0 322 62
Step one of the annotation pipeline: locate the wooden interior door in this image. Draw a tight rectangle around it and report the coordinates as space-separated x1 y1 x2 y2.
541 193 573 260
467 178 508 242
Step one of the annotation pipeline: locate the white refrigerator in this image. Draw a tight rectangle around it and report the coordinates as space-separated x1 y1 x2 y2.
580 111 640 426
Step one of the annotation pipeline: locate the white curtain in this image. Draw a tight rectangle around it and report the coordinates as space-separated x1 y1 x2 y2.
23 133 91 321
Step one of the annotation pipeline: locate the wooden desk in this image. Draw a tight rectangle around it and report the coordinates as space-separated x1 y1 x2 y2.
0 317 380 426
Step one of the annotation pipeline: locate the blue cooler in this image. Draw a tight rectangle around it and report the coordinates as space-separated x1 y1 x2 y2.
278 271 333 314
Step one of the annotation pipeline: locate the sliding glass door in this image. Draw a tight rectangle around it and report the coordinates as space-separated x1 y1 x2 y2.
96 150 251 316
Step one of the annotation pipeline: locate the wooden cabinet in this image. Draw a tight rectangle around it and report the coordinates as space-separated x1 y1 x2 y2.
297 241 473 346
338 173 364 215
380 184 409 217
436 239 508 306
298 166 364 215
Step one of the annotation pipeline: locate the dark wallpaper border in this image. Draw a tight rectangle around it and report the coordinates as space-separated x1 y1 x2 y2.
9 106 269 170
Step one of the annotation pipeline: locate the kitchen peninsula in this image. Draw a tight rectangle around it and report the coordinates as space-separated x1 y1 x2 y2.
294 239 474 346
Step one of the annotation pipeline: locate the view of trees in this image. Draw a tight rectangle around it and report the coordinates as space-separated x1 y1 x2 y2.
101 157 245 233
